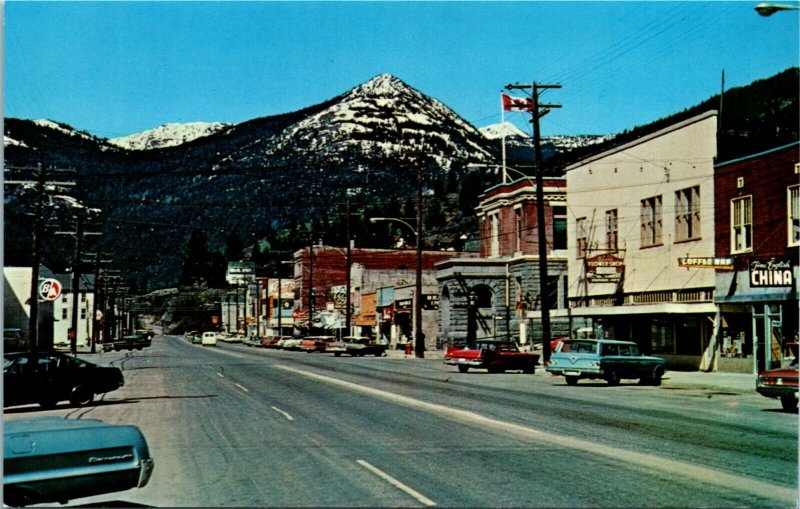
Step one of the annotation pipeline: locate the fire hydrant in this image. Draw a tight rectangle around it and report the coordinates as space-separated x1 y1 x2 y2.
405 342 412 356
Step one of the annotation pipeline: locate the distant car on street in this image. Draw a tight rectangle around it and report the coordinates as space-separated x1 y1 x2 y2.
547 339 666 386
4 416 154 506
756 342 798 411
201 332 218 347
299 335 336 353
4 352 124 408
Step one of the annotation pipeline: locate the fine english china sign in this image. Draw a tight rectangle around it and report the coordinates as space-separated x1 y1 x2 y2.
750 258 794 288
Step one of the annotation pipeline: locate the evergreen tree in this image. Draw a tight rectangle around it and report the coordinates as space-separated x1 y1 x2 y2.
180 229 211 286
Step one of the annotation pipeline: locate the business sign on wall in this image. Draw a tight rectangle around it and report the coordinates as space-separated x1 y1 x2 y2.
750 258 794 287
586 254 624 282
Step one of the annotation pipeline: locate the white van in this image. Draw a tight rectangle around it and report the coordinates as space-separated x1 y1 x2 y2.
201 332 218 347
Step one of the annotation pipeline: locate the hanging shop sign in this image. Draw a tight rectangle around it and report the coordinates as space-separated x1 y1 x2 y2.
750 258 794 288
585 254 624 282
678 257 734 270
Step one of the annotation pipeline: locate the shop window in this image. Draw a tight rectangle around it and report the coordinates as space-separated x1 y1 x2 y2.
650 319 674 354
789 185 799 247
675 186 700 242
640 195 663 247
471 284 494 309
514 207 523 253
731 196 752 253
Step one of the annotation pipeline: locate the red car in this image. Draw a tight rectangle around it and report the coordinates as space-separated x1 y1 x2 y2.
756 342 798 411
444 340 540 374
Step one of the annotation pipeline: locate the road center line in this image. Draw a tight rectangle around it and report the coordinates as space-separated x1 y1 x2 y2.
271 406 295 421
274 364 795 504
357 459 436 507
235 383 249 393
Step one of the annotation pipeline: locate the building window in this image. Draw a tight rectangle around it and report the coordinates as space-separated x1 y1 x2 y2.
490 212 500 257
514 207 523 253
675 186 700 242
576 217 588 259
553 206 567 250
80 308 87 320
640 195 663 248
789 185 800 247
62 308 68 320
731 196 753 253
605 209 618 251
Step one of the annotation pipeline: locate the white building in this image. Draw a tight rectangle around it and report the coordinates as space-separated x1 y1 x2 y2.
565 111 718 369
3 266 95 350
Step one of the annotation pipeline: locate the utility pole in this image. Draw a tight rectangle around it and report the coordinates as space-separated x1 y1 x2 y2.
415 164 425 358
506 81 561 364
28 167 46 351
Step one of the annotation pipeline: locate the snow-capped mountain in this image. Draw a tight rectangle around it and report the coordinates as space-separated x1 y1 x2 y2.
109 122 231 150
479 122 528 140
218 73 492 171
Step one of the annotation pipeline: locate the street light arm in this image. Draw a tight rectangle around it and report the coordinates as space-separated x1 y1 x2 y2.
369 217 418 239
755 2 800 15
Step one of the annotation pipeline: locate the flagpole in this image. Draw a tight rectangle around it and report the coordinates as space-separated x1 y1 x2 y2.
500 92 507 183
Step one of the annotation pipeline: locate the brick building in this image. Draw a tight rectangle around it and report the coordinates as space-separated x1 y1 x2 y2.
713 141 800 373
289 245 464 350
437 176 570 347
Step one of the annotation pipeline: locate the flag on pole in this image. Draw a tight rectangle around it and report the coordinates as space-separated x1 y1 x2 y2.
502 92 533 112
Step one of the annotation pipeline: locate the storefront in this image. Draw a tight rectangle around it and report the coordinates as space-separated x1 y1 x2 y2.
715 259 799 373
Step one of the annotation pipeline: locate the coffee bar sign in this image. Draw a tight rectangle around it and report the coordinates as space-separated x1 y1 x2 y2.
750 258 794 288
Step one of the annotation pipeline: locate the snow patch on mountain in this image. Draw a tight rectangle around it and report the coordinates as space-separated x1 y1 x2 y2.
480 122 528 139
109 122 231 150
32 119 96 142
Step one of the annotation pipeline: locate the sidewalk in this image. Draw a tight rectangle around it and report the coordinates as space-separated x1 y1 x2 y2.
387 349 757 393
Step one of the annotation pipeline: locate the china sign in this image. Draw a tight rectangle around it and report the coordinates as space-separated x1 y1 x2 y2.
750 258 794 288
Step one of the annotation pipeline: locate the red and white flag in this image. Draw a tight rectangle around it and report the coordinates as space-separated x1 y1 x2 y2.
502 92 533 112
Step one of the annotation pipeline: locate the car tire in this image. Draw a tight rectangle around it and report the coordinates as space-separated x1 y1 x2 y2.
780 395 798 412
69 385 94 407
334 352 342 357
565 376 579 386
606 371 621 386
458 365 469 373
523 365 535 374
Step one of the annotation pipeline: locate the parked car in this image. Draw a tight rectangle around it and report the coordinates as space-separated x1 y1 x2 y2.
220 333 244 344
201 332 218 347
756 342 798 411
192 332 202 344
340 336 388 357
102 333 150 352
444 340 539 373
4 416 154 506
4 352 124 408
300 335 336 353
547 339 667 386
261 336 288 348
281 336 305 351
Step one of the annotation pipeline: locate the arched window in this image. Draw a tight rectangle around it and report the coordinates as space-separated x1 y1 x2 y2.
471 284 494 309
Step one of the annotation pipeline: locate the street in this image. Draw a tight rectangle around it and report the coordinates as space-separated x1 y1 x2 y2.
5 335 797 508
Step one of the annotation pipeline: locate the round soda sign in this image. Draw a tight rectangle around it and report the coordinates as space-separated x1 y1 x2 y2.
38 279 63 301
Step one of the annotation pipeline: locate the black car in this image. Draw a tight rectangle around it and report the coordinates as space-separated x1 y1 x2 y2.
4 352 124 409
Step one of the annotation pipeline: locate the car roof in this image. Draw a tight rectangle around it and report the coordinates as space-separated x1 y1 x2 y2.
563 339 637 345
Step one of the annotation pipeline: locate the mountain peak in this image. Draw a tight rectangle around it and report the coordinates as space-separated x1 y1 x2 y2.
353 73 410 97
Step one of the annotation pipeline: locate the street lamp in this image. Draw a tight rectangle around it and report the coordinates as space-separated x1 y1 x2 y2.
755 2 799 16
370 216 425 358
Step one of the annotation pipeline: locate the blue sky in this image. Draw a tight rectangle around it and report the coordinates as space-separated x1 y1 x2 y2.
4 1 799 139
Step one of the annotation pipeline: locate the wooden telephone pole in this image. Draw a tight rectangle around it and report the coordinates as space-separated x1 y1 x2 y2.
505 81 561 364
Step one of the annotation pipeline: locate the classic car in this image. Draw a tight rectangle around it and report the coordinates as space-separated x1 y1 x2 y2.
4 416 154 506
4 352 124 408
756 342 798 411
299 335 337 353
338 336 388 357
547 339 666 386
280 336 306 351
444 340 539 373
201 331 218 346
102 333 151 352
261 336 289 348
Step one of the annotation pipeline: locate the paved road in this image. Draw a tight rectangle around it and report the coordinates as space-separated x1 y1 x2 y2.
7 335 797 507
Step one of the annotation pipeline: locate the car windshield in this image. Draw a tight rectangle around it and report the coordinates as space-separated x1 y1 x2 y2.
559 341 597 354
